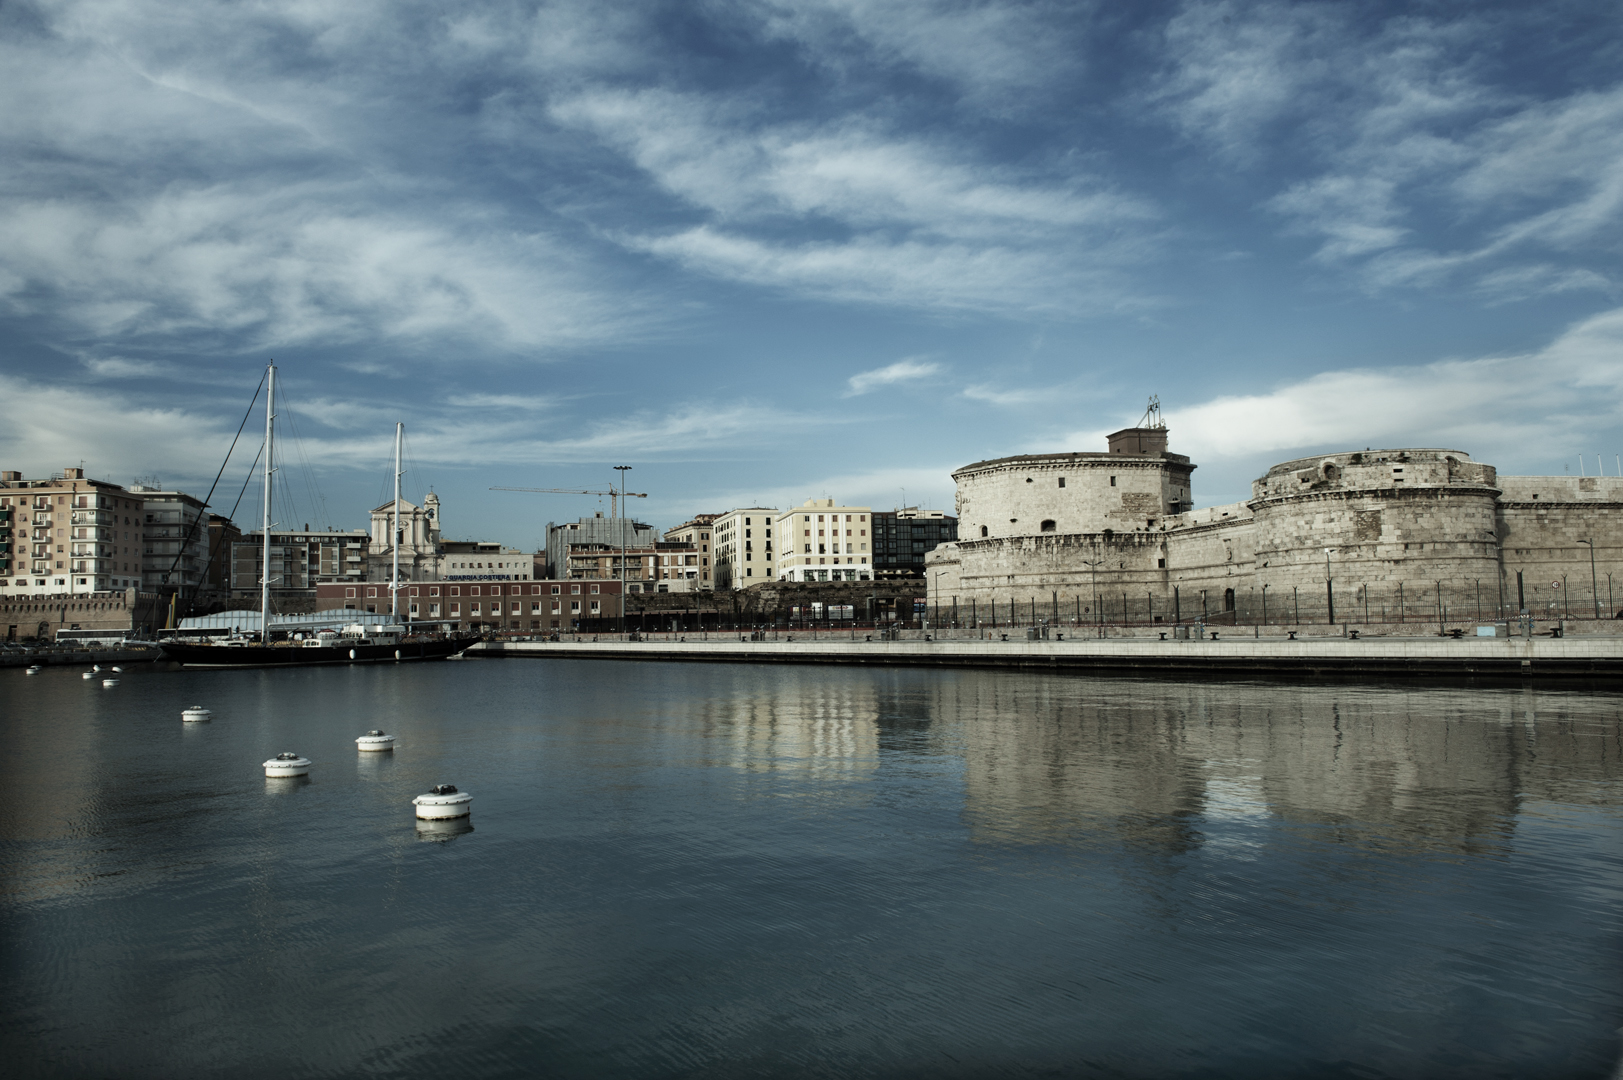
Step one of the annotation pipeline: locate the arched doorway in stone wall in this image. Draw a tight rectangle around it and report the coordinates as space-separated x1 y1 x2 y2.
1223 588 1235 612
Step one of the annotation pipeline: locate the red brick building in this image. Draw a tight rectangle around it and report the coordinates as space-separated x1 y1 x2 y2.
315 577 623 632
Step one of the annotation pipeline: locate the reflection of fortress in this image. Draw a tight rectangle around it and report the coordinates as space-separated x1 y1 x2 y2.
935 677 1621 855
930 418 1622 623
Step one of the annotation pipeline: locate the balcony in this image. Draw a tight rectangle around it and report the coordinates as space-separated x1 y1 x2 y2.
71 511 113 526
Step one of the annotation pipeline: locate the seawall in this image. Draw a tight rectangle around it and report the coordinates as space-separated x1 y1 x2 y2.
467 635 1623 681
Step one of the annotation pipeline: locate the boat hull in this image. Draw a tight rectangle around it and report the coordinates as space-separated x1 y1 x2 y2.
159 638 469 668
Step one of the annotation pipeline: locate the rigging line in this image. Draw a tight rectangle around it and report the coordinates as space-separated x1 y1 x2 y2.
274 389 327 530
158 367 266 595
195 436 264 597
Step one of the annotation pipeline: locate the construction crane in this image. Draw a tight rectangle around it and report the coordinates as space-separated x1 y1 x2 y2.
491 486 648 520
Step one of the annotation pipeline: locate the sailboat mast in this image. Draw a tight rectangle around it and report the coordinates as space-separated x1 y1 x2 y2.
260 364 276 643
392 422 402 621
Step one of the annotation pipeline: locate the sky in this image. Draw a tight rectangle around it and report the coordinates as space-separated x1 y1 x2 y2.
2 0 1621 548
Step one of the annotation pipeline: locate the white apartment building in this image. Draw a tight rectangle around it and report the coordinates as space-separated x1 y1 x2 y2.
712 507 779 589
773 498 873 582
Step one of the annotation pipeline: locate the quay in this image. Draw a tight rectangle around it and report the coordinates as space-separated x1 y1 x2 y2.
468 632 1623 680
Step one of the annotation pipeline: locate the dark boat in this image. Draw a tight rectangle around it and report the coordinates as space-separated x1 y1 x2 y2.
160 624 470 668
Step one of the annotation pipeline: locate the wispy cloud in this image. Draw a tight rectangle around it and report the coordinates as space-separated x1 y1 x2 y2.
1057 306 1623 478
845 358 942 396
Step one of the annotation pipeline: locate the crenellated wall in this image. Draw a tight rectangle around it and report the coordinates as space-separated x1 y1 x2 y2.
933 438 1623 625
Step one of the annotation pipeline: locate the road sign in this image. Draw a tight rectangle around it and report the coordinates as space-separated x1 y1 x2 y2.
1552 580 1562 589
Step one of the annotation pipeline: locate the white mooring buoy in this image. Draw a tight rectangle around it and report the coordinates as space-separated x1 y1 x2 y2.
182 706 213 723
412 785 472 820
102 678 120 687
264 752 311 778
26 665 41 675
82 671 95 679
110 666 123 673
355 729 395 752
93 664 102 673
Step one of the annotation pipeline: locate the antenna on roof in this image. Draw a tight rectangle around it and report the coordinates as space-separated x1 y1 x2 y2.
1139 395 1164 430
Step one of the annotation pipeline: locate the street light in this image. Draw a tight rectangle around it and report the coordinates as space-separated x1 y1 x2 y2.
614 465 632 635
932 570 946 628
1579 539 1600 619
1324 547 1335 624
1081 558 1104 635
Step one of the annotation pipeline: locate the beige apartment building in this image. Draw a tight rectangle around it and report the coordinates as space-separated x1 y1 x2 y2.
132 483 214 599
0 468 148 596
713 507 779 589
773 498 874 582
663 515 717 589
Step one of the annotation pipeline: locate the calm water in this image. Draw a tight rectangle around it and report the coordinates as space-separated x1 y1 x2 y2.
1 659 1620 1079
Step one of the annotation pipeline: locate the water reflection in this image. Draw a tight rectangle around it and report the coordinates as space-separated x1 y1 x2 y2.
852 677 1623 858
1 662 1620 1079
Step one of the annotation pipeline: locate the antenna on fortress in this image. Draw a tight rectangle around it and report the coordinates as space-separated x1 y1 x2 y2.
1139 396 1165 430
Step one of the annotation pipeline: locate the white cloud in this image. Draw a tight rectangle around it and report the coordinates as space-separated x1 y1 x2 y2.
1055 306 1623 478
553 88 1159 312
845 358 942 396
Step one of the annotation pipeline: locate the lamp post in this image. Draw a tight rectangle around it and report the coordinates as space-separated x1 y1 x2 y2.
1579 539 1599 619
1324 547 1335 625
614 465 632 635
932 571 946 629
1081 558 1104 635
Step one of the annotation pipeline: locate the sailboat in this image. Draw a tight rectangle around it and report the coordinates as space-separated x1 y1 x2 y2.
160 364 468 668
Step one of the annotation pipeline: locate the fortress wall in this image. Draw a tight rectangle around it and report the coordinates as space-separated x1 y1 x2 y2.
1498 494 1623 617
937 440 1622 625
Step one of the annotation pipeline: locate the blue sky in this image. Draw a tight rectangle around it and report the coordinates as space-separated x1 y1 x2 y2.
2 0 1621 547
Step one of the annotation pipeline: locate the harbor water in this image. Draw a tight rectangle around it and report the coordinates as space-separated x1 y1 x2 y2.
2 660 1620 1078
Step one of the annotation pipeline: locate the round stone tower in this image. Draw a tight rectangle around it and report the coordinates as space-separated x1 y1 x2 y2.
1248 449 1502 620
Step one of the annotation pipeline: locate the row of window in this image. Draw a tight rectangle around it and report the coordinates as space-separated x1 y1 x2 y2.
345 583 605 598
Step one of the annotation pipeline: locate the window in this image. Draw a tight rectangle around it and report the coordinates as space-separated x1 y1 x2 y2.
531 585 540 595
980 525 988 537
571 584 581 594
450 586 460 596
551 585 561 594
1040 520 1056 532
470 586 480 596
345 587 356 598
1157 558 1166 568
590 601 600 613
1109 476 1116 487
470 603 481 615
367 586 377 597
551 602 560 614
1058 477 1066 488
590 584 600 594
430 586 439 597
570 600 581 612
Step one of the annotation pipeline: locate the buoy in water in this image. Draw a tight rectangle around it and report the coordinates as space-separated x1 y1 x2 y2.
355 729 395 752
25 665 41 675
93 664 102 672
110 666 123 673
182 706 212 723
102 678 120 687
412 784 472 819
263 752 311 778
82 671 95 679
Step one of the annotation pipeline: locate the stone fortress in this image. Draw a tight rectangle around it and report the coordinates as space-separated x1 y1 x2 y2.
928 403 1622 625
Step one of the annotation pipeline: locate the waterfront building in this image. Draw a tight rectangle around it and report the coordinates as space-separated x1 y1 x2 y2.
713 507 780 590
130 483 213 601
564 540 699 591
871 508 958 578
663 515 717 589
0 467 169 639
315 576 620 632
773 498 873 582
544 513 657 579
0 467 149 595
231 527 370 609
931 419 1623 624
